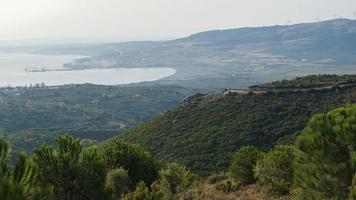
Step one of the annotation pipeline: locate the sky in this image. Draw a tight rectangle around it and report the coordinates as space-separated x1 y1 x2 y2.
0 0 356 43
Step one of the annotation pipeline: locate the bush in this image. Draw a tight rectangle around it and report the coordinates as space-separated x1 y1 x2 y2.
152 163 198 200
349 174 356 200
207 173 228 184
121 182 160 200
122 163 197 200
101 138 160 188
294 105 356 199
0 135 30 200
215 180 240 193
228 146 263 184
32 134 109 200
254 145 295 196
106 168 131 199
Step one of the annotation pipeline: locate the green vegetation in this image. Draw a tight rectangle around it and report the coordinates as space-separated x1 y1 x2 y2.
215 105 355 199
254 145 295 196
101 138 160 187
350 174 356 199
0 84 196 156
119 75 356 175
1 74 356 199
250 74 356 91
32 135 108 199
215 180 240 193
105 168 130 199
0 134 199 200
122 163 197 200
294 105 356 199
228 146 263 184
0 136 29 200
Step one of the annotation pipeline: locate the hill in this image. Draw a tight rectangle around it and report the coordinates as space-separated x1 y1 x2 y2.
119 75 356 175
68 19 356 89
0 84 197 154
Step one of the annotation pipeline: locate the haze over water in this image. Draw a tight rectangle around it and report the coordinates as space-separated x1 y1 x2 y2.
0 53 176 87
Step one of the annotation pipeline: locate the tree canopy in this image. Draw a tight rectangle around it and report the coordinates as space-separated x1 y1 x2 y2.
294 105 356 199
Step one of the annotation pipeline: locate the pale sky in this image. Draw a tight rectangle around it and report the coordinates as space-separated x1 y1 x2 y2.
0 0 356 42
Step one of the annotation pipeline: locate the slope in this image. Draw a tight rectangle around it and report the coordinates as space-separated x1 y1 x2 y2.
70 19 356 89
119 75 356 175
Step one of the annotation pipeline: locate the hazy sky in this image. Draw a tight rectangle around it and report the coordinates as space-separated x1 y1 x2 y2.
1 0 356 42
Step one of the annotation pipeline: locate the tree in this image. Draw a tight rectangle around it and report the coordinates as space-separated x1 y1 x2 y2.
294 105 356 199
228 146 263 184
101 138 159 188
32 134 108 200
151 163 197 200
254 145 295 196
121 182 161 200
122 163 197 200
350 174 356 200
105 168 130 199
0 135 31 200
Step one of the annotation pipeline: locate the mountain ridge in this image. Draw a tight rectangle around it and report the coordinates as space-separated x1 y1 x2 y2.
118 75 356 175
66 18 356 89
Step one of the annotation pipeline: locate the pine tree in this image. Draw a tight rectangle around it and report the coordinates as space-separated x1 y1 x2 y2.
294 105 356 199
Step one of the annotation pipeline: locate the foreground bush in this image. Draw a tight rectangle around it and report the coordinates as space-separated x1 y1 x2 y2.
215 180 240 193
32 134 108 200
349 174 356 200
101 138 160 188
106 168 130 199
0 136 30 200
123 163 197 200
228 146 263 184
254 145 295 196
294 105 356 199
207 173 228 184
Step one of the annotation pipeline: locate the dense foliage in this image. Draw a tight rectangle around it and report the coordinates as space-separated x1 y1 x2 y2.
254 145 295 196
0 134 199 200
294 105 356 199
119 75 356 174
0 136 29 200
101 138 160 187
0 84 195 156
122 163 197 200
31 135 109 200
228 146 263 184
250 74 356 91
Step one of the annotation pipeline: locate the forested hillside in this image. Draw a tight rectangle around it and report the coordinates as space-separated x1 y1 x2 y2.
119 75 356 175
0 84 197 154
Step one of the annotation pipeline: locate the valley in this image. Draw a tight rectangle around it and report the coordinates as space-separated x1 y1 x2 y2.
0 84 198 156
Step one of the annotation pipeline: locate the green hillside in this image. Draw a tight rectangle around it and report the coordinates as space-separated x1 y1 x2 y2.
119 75 356 175
0 84 197 154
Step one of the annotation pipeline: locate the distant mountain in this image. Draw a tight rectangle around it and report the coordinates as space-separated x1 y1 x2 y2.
118 75 356 175
68 19 356 89
0 41 160 56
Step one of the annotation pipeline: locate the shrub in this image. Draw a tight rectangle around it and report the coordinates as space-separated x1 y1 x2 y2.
228 146 263 184
254 145 295 196
152 163 198 200
122 163 197 200
106 168 131 199
0 135 30 200
215 180 240 193
121 182 159 200
32 134 109 200
101 138 160 188
207 173 228 184
294 105 356 199
349 174 356 200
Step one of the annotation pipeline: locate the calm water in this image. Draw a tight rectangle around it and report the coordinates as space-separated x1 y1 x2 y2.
0 53 176 87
